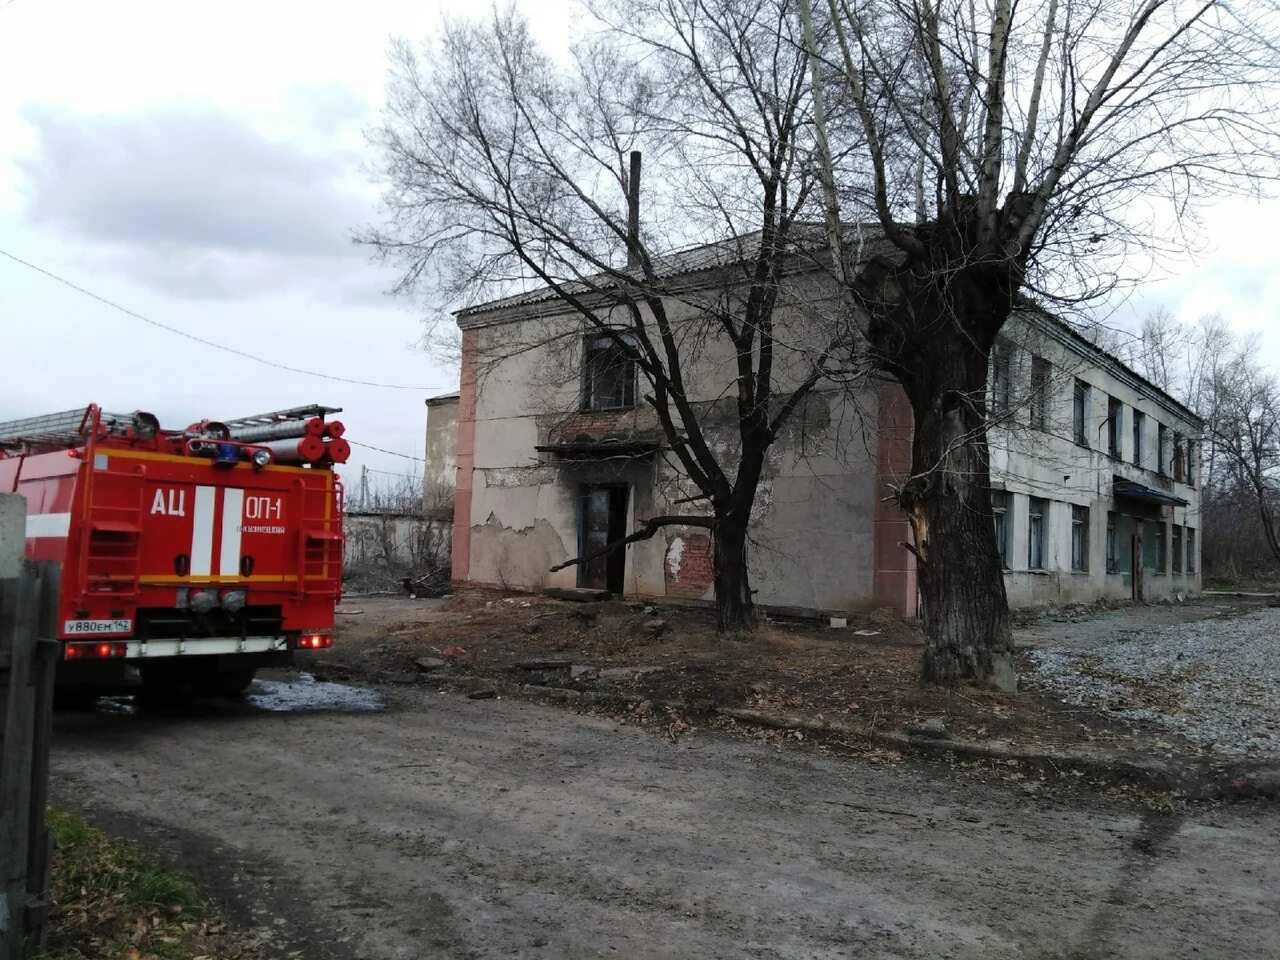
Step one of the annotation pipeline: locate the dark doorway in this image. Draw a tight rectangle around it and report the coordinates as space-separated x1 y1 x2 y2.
579 485 629 593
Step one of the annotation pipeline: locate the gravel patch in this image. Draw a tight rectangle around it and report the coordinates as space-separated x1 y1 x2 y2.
1029 606 1280 759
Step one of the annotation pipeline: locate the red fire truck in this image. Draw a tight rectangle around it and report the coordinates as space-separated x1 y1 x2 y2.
0 404 347 696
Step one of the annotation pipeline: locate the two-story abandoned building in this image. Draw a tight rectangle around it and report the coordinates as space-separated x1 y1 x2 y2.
439 238 1201 615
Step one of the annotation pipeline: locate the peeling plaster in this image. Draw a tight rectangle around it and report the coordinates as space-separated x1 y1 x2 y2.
480 466 558 489
469 512 570 591
666 536 686 579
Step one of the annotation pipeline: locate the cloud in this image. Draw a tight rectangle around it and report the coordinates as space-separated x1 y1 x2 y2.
16 98 383 299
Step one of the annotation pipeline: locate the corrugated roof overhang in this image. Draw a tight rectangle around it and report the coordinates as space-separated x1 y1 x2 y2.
1112 477 1189 508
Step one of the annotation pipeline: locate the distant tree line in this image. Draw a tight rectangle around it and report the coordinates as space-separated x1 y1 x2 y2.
1118 310 1280 582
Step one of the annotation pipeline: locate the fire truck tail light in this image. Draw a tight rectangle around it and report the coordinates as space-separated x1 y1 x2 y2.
64 641 128 660
291 634 331 650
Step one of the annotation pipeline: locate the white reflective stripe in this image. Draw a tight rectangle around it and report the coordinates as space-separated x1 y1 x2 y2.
190 486 216 576
219 488 244 576
26 512 71 538
124 636 288 658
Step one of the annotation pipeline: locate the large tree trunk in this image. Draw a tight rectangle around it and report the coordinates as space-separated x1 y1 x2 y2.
713 512 758 632
899 366 1016 691
860 231 1020 690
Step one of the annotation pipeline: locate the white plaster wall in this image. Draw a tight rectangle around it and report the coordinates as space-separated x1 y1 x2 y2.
991 314 1202 607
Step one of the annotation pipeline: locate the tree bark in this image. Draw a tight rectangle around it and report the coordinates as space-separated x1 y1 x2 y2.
859 226 1021 690
713 512 758 632
899 370 1016 691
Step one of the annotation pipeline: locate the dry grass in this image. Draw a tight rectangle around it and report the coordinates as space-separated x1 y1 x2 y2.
34 810 259 960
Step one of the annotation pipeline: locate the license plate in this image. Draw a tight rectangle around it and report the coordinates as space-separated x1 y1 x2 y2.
63 619 133 636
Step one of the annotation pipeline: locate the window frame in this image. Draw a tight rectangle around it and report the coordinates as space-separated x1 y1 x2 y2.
1186 527 1197 573
1030 356 1051 430
1073 380 1090 447
581 331 638 412
1157 423 1169 476
1071 504 1089 572
1107 397 1123 459
1155 521 1167 573
1028 497 1047 571
1172 524 1183 574
1131 410 1145 468
1105 511 1118 574
991 491 1010 570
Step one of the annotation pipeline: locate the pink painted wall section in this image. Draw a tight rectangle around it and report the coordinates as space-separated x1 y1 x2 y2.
872 383 918 616
451 329 478 584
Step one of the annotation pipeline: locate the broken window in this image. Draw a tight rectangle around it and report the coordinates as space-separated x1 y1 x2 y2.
1132 410 1145 467
1071 505 1089 572
1157 423 1169 476
1186 528 1196 573
991 491 1010 569
1073 380 1089 447
1028 497 1047 570
1030 356 1051 429
1172 524 1183 573
1173 433 1185 482
582 332 637 411
1106 511 1118 574
1155 521 1167 572
991 342 1012 415
1107 397 1122 458
1185 440 1196 487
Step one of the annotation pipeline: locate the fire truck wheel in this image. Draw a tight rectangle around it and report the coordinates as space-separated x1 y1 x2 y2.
194 669 258 698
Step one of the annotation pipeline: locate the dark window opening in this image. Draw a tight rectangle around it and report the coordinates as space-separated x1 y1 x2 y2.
1172 524 1183 573
1030 356 1051 429
582 333 637 412
1155 521 1167 572
1107 397 1122 458
1173 433 1185 482
1073 380 1090 447
1106 511 1118 574
1132 410 1145 467
1029 497 1047 570
991 491 1010 569
1071 505 1089 572
1157 423 1169 476
1187 528 1197 573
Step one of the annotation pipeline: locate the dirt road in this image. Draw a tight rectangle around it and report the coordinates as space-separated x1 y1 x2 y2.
50 680 1279 960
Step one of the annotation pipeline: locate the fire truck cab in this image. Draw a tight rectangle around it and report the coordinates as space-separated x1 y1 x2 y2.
0 404 346 696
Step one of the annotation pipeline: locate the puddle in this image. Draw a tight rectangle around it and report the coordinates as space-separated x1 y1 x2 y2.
247 672 386 713
96 695 140 716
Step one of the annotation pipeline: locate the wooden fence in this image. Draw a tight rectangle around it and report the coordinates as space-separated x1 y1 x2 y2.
0 494 58 959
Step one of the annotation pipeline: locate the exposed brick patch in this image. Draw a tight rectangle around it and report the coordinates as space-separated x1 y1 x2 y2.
545 409 659 446
665 533 714 598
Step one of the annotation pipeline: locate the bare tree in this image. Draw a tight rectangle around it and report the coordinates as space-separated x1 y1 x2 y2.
1120 310 1280 577
366 0 867 630
345 472 454 595
797 0 1280 686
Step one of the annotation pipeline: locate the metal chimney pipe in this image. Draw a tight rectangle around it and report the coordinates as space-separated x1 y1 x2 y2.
627 150 641 269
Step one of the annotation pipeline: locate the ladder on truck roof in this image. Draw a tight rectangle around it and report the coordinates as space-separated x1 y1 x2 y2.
221 405 342 431
0 406 133 450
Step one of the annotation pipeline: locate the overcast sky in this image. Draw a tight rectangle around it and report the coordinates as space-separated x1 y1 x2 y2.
0 0 572 490
1 0 1277 489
